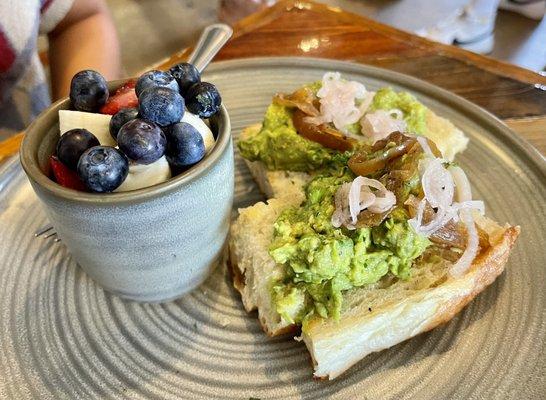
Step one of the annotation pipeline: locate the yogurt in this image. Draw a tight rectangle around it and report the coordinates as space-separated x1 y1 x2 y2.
116 156 171 192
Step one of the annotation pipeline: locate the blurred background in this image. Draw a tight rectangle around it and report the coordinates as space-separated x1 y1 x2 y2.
98 0 545 76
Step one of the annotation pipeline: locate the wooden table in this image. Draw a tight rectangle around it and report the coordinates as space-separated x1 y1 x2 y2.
1 0 544 165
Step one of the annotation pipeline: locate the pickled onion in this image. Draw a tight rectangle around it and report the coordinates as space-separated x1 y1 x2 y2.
360 109 407 143
449 166 481 277
332 177 396 230
307 72 373 133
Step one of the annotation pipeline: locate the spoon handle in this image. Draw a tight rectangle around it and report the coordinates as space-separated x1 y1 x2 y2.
188 24 233 73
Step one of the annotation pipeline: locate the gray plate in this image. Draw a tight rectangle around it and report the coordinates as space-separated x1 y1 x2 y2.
1 58 544 399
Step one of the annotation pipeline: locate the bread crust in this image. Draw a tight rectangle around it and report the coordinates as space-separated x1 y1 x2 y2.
228 239 299 337
244 158 311 202
227 240 246 300
422 226 519 330
240 124 311 201
303 226 520 379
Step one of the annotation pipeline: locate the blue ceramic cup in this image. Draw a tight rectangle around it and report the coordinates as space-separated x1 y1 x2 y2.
20 80 234 302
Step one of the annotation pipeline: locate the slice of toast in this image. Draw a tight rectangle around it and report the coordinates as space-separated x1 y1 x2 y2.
231 111 518 379
229 197 520 379
239 124 312 201
302 217 519 379
230 196 302 336
239 107 469 200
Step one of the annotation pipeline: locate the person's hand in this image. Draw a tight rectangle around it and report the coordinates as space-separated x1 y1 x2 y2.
48 0 120 100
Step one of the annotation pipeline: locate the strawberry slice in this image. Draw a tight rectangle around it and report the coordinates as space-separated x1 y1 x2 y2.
118 79 136 89
100 79 138 115
50 155 88 191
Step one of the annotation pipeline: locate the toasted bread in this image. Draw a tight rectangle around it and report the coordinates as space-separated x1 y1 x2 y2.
239 124 312 201
229 196 519 378
231 103 518 380
239 106 468 200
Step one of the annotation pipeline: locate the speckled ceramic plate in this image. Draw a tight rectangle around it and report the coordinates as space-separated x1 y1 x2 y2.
1 58 545 399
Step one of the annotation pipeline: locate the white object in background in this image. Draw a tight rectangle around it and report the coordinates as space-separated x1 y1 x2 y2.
499 0 545 20
415 0 500 54
59 110 115 146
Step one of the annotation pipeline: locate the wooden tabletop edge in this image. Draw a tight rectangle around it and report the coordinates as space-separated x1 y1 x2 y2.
155 5 284 72
0 132 23 164
256 0 546 86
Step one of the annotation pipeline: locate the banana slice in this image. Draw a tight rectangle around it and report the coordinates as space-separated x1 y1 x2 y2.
59 110 115 147
115 156 171 192
181 111 215 153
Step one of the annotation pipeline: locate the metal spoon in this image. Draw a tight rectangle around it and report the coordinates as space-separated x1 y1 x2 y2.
187 23 233 73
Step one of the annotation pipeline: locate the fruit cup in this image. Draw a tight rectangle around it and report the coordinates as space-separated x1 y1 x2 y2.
20 80 233 302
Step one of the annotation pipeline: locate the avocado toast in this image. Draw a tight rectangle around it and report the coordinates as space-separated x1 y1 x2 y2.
229 72 519 379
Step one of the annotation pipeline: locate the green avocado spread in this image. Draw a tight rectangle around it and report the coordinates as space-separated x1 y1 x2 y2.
238 103 335 171
370 88 428 135
238 87 429 173
269 171 430 326
237 83 432 328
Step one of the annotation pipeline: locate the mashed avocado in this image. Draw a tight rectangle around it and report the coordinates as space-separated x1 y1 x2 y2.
238 82 431 325
238 103 334 171
238 86 429 174
269 172 430 325
370 88 428 135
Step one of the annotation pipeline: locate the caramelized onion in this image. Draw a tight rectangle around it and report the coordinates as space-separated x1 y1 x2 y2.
332 177 396 229
355 209 391 228
405 195 489 250
423 247 461 263
348 132 417 176
292 109 357 151
415 135 442 158
273 87 320 117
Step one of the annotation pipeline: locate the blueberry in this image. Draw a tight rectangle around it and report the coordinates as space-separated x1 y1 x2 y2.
138 87 184 127
77 146 129 193
117 119 166 164
56 129 100 170
165 122 205 168
70 70 109 112
135 70 179 97
168 63 201 96
110 108 139 140
185 82 221 118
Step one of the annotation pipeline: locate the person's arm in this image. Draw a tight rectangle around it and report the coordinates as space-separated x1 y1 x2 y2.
48 0 121 100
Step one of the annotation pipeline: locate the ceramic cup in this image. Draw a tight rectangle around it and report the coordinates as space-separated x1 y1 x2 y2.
20 80 234 302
